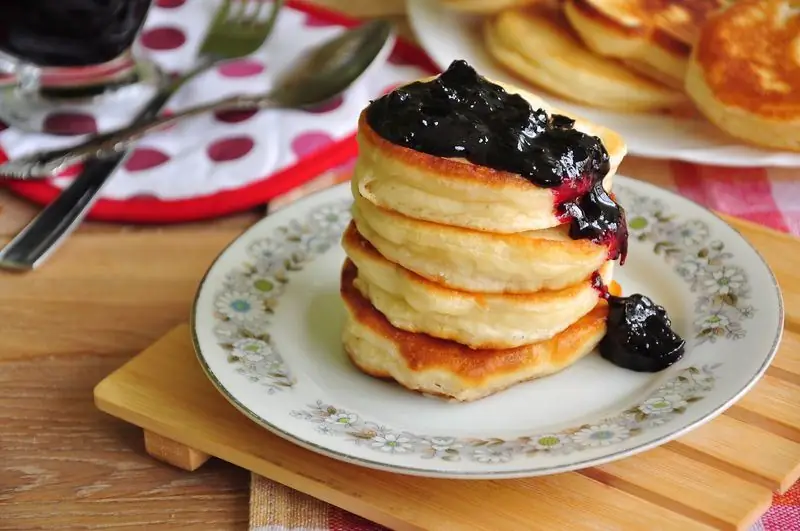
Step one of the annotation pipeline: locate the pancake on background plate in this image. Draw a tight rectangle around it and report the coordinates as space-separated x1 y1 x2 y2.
563 0 725 89
439 0 544 14
685 0 800 151
483 5 686 111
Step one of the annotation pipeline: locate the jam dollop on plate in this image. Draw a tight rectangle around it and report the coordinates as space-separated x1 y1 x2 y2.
599 294 686 373
365 59 628 263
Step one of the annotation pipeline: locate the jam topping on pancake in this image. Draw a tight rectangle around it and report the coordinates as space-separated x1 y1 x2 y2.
365 59 628 263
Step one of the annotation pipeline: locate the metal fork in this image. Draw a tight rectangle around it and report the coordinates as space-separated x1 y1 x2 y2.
0 0 283 271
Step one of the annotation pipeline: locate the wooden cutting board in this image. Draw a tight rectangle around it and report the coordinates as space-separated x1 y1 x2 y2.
94 215 800 531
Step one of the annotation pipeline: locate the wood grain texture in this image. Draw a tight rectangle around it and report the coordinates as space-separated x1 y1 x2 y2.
730 376 800 443
669 415 800 493
144 431 211 472
586 447 772 529
0 229 245 362
0 355 250 530
769 323 800 385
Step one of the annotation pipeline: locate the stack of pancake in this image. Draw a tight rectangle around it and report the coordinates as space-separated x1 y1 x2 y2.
339 81 627 402
473 0 713 112
442 0 800 151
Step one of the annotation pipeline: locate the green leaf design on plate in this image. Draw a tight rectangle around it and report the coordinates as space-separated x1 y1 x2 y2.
211 199 352 393
619 187 754 344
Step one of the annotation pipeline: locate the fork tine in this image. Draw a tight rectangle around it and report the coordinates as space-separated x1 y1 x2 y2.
234 0 281 28
229 0 248 23
238 0 270 26
211 0 233 25
247 1 268 26
260 0 285 30
229 0 253 25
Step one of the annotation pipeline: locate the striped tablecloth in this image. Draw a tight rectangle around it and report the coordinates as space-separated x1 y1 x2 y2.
258 155 800 531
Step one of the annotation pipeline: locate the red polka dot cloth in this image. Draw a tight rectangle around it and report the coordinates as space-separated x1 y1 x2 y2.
253 155 800 531
0 0 432 223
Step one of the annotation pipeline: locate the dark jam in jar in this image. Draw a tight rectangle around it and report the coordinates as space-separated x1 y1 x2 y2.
0 0 152 67
592 275 685 372
365 59 628 263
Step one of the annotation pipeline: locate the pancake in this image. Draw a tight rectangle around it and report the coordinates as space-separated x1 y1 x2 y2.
354 82 627 233
685 0 800 151
343 222 614 349
351 187 609 294
564 0 724 89
439 0 542 14
341 259 609 402
484 5 687 112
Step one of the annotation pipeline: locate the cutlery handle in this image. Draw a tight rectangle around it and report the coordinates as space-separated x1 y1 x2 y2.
1 92 273 179
0 58 231 269
0 153 128 270
0 99 279 269
0 73 196 270
0 59 217 179
79 94 271 160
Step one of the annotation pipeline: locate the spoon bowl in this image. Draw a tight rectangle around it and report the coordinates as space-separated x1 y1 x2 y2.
271 19 394 108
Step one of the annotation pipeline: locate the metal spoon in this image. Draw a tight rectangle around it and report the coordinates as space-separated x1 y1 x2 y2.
0 20 395 180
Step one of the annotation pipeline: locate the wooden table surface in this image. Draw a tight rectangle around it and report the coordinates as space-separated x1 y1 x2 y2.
0 2 408 530
0 1 712 530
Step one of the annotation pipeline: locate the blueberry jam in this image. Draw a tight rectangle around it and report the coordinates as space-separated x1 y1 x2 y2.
559 182 628 263
365 59 628 263
592 276 685 372
366 59 683 371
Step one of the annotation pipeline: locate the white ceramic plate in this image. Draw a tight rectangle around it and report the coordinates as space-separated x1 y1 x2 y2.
192 176 783 478
405 0 800 168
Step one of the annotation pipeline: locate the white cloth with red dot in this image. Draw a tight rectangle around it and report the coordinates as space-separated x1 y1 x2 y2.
0 0 427 203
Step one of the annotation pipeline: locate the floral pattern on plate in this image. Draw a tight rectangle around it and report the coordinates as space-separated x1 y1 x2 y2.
617 187 755 344
289 365 718 463
210 198 351 393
